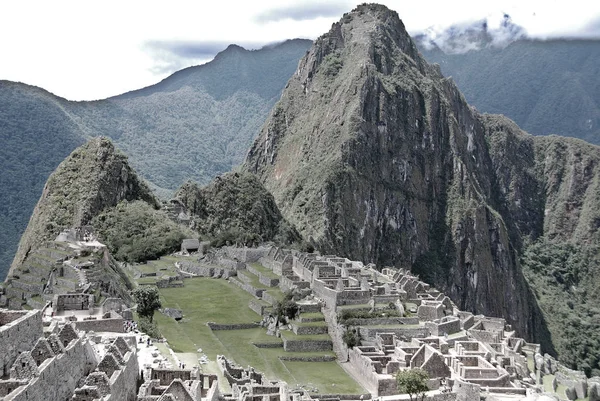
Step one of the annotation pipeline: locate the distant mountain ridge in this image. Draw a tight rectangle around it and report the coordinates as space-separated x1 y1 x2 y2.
413 13 526 54
0 38 312 279
418 37 600 145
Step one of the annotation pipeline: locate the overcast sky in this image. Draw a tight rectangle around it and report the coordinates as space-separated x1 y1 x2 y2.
2 0 599 101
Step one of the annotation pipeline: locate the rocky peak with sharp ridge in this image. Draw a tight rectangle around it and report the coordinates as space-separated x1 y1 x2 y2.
244 3 600 354
9 137 158 276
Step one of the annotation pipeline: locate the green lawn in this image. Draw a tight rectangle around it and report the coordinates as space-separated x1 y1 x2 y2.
237 270 268 289
154 277 364 394
249 263 280 279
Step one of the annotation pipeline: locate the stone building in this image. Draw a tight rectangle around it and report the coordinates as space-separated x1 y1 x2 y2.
0 308 138 401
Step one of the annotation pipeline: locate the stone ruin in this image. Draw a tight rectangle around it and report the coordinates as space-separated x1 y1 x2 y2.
49 296 131 333
137 366 219 401
3 242 597 401
222 246 600 401
217 356 305 401
0 308 139 401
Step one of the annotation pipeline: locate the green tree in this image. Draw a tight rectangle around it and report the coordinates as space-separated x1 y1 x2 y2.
273 290 300 324
396 369 430 401
342 326 362 348
133 286 162 322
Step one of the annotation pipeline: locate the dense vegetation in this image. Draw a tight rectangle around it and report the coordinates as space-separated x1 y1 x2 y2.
92 201 194 263
175 172 300 246
521 240 600 377
419 39 600 145
0 81 85 280
9 137 157 275
0 39 311 280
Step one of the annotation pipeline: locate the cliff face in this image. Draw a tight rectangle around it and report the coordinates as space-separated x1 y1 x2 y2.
244 4 598 350
9 137 157 275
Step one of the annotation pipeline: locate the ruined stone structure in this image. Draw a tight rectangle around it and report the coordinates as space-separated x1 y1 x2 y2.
3 242 596 401
245 247 598 400
0 308 138 401
217 356 294 401
0 310 43 377
137 367 219 401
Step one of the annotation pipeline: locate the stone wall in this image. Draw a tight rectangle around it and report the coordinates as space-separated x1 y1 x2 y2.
74 317 124 333
223 246 269 263
348 347 397 396
54 294 94 313
359 325 429 340
292 324 328 335
178 261 236 279
228 277 264 298
106 344 139 401
249 300 269 316
343 317 419 326
282 338 332 352
260 291 279 306
468 329 501 344
207 323 259 331
245 264 279 287
0 310 42 377
3 336 98 401
425 318 461 336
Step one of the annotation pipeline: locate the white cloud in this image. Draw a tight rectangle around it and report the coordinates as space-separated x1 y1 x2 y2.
1 0 598 100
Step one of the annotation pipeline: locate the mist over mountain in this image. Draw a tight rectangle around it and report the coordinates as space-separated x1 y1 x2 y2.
0 39 312 280
413 13 526 54
416 23 600 146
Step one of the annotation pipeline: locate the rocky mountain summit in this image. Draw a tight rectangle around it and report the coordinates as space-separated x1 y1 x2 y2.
245 3 600 373
9 137 158 276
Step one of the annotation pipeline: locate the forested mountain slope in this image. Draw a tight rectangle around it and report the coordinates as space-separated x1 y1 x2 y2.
0 39 311 279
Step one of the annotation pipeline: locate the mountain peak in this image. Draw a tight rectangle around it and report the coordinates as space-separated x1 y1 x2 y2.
244 2 548 347
291 3 431 97
9 137 157 275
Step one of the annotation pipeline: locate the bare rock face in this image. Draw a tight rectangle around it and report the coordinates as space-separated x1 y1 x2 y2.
244 3 600 352
9 137 157 275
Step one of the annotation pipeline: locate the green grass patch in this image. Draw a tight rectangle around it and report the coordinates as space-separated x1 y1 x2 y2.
265 288 285 302
237 270 268 289
283 361 365 394
249 263 280 279
138 277 158 285
155 277 362 394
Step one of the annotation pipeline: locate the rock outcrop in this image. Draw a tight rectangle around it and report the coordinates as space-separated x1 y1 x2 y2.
9 137 158 275
174 172 300 245
245 3 600 356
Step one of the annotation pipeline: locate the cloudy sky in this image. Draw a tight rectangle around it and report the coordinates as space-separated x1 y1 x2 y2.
2 0 599 101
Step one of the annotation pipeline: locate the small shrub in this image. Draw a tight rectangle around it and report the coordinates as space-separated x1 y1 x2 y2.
138 316 161 339
343 327 362 348
396 369 429 401
273 290 300 324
